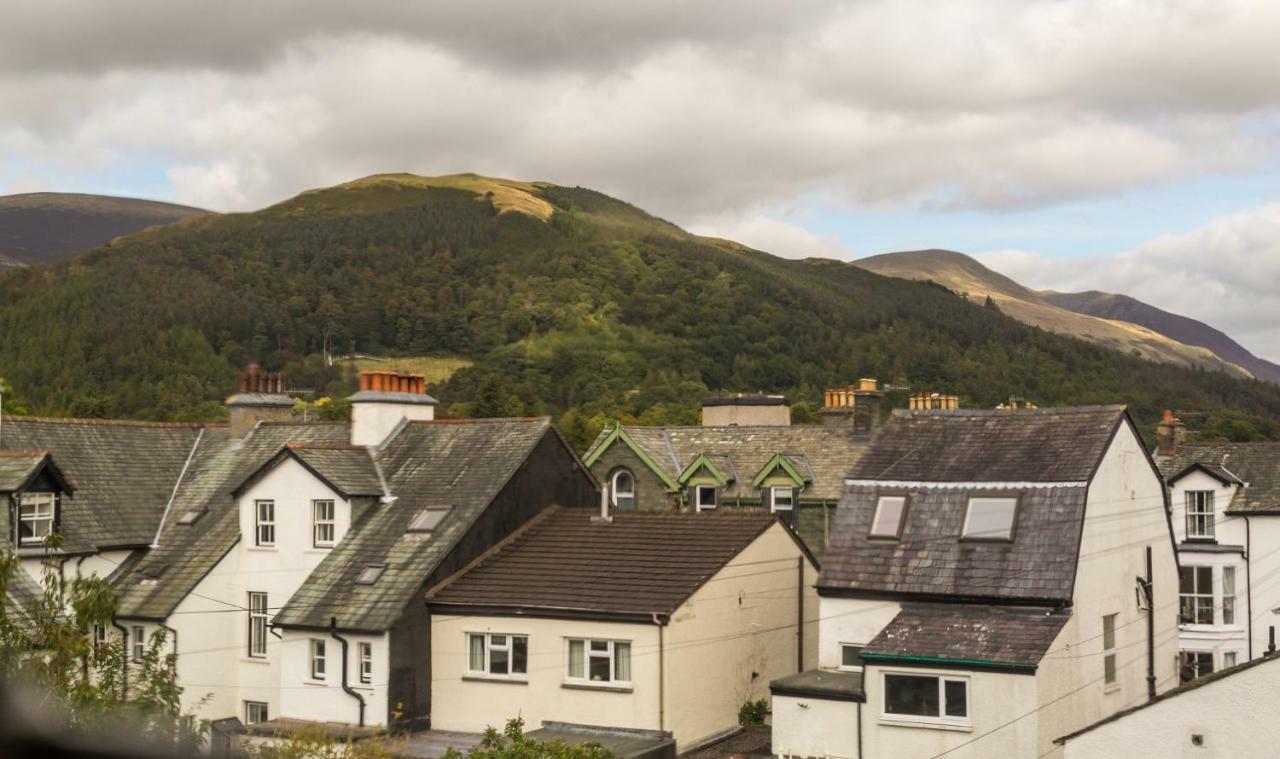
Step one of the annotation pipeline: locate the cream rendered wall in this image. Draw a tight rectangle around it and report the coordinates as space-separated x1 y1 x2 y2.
816 596 901 669
165 457 354 724
663 523 819 748
1059 657 1280 759
771 695 859 759
860 665 1039 759
1169 470 1242 545
430 616 661 737
277 629 389 726
20 548 136 585
1243 516 1280 658
1035 420 1179 758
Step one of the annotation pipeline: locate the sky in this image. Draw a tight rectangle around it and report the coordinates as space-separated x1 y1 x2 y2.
3 1 1279 360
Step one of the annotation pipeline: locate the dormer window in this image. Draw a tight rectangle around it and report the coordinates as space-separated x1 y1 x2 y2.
695 486 718 512
770 487 794 513
254 500 275 547
17 492 56 546
962 496 1018 541
1186 491 1215 540
610 470 636 510
869 495 907 539
312 500 336 547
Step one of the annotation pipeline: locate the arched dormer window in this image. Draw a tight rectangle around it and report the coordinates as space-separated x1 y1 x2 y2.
610 469 636 510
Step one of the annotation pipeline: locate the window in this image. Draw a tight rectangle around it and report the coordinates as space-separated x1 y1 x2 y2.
883 673 969 725
1102 614 1118 686
1223 566 1236 625
1179 650 1214 683
1186 491 1215 539
255 500 275 547
17 492 56 546
248 592 268 657
244 701 268 725
566 638 631 685
313 500 336 547
92 624 106 649
1224 651 1238 669
408 508 450 533
869 496 907 539
1180 566 1214 625
962 496 1017 540
359 642 373 684
611 470 636 510
355 565 385 585
310 639 327 680
131 626 145 662
176 509 205 525
694 486 718 512
840 644 864 671
770 487 794 513
468 633 529 678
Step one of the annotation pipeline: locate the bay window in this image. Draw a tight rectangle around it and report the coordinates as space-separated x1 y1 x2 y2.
1179 566 1215 625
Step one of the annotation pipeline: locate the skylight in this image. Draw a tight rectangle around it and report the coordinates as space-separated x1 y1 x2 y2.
869 496 907 539
962 496 1018 540
176 510 205 525
355 565 385 585
408 508 451 533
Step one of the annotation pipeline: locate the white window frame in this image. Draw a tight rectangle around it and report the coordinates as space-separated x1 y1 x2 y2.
255 500 275 547
1102 613 1118 689
17 491 56 546
1223 566 1237 625
565 638 632 686
839 643 864 672
1180 565 1215 625
610 470 636 510
310 639 326 680
244 701 268 725
881 671 971 728
770 486 794 513
694 485 718 512
1179 649 1214 682
869 495 908 539
961 496 1017 541
248 592 268 658
359 642 373 684
312 499 336 547
467 633 529 680
1186 491 1215 539
93 624 106 647
131 625 145 662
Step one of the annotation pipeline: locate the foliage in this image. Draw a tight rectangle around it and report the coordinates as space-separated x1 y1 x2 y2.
0 536 205 751
738 698 769 726
441 718 614 759
239 725 403 759
2 177 1280 445
0 375 25 415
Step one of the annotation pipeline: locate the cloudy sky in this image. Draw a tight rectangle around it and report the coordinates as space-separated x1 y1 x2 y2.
4 1 1279 359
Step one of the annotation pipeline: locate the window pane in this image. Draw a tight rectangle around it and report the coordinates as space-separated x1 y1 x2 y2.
1195 567 1212 589
589 652 611 681
491 635 506 647
489 647 509 675
870 497 905 537
590 639 609 652
943 680 967 718
1224 652 1237 668
469 635 485 671
841 645 863 668
614 642 631 681
1102 614 1116 650
568 640 585 679
964 497 1017 539
885 674 940 717
1179 566 1195 595
512 636 528 675
1223 566 1235 595
1104 653 1116 684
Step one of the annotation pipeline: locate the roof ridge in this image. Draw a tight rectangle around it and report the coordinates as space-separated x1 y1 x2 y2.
424 505 562 599
890 404 1126 418
407 416 551 426
0 449 48 457
0 414 219 428
286 442 368 451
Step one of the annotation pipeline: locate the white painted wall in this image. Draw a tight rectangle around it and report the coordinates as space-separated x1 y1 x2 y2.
277 629 389 726
771 695 859 759
816 596 901 669
351 402 434 447
19 548 137 586
1059 656 1280 759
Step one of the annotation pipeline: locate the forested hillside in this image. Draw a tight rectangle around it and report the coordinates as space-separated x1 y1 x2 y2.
2 173 1278 449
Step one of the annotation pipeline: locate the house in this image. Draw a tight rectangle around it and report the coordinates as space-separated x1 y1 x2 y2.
0 368 598 739
771 405 1180 759
1153 411 1280 679
426 506 819 750
1055 651 1280 758
581 383 879 556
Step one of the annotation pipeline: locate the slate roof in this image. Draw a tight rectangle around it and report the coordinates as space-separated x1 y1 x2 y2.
848 406 1127 483
770 669 865 702
819 485 1088 602
3 564 43 629
585 424 868 500
0 450 55 492
427 507 784 621
236 444 386 499
0 417 207 552
1157 442 1280 514
274 417 557 631
862 603 1071 670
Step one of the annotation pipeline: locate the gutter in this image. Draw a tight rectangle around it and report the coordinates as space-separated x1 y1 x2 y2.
330 617 366 727
151 429 204 548
859 652 1036 674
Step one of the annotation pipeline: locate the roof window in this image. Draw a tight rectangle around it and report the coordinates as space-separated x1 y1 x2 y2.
408 507 451 533
962 496 1018 541
355 565 386 585
869 495 908 539
176 510 205 525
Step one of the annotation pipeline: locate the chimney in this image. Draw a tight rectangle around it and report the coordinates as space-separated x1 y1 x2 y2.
821 378 883 434
701 394 791 427
908 392 960 411
350 370 437 446
1156 410 1185 457
226 363 294 437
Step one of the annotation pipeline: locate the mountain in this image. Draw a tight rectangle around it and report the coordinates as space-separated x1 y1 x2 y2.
2 173 1279 447
1039 290 1280 386
0 192 209 268
854 249 1254 379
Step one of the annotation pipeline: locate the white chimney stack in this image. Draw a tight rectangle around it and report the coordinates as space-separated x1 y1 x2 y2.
350 371 437 447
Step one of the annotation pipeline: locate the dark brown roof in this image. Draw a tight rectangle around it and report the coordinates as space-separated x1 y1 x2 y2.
862 603 1071 670
819 485 1088 603
1157 442 1280 514
427 507 786 621
849 406 1126 483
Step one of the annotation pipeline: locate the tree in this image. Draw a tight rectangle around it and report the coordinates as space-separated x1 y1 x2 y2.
442 719 614 759
0 376 25 415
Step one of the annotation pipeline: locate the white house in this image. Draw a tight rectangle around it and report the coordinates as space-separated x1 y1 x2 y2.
771 405 1180 759
426 506 819 751
1154 412 1280 680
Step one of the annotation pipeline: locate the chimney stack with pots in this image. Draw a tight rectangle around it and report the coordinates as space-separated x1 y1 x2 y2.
226 363 295 437
1155 409 1186 457
908 392 960 411
349 370 437 446
821 378 884 434
996 396 1039 412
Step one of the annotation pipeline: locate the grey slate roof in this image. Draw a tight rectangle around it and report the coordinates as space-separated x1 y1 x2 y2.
1157 442 1280 514
236 444 386 499
770 669 865 702
819 485 1088 602
0 450 55 492
585 424 868 501
427 507 783 620
274 417 556 631
848 406 1126 483
3 563 43 629
0 417 206 552
863 603 1070 669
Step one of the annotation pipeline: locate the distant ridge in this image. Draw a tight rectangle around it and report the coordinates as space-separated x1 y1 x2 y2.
0 192 210 267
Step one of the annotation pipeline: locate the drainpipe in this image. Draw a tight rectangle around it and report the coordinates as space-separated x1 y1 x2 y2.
1246 516 1255 660
796 556 804 671
110 617 129 699
856 701 863 758
1145 545 1156 701
330 617 366 727
652 613 665 733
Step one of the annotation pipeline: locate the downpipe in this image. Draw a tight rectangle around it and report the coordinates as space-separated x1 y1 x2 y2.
330 617 366 727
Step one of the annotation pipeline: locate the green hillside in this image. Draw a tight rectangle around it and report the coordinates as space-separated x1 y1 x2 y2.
1 173 1278 449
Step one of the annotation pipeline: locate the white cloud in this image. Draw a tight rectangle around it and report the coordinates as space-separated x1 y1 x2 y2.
687 212 856 261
